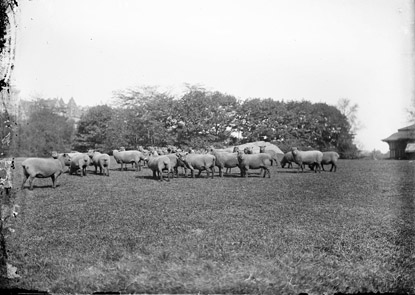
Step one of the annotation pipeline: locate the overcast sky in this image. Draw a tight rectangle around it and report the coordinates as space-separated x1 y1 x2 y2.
12 0 414 152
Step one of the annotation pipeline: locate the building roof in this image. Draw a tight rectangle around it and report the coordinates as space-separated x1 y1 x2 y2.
382 124 415 142
398 123 415 131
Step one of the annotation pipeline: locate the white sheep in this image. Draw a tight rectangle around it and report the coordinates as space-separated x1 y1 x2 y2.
146 151 173 181
87 150 111 176
176 153 216 178
259 145 280 167
291 147 323 173
69 153 91 177
210 149 239 177
22 152 71 190
321 151 340 172
237 150 272 178
166 153 187 178
113 149 145 171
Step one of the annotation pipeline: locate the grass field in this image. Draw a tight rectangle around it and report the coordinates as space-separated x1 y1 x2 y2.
4 157 415 294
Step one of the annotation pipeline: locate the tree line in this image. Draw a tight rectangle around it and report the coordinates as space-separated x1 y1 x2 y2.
3 86 360 158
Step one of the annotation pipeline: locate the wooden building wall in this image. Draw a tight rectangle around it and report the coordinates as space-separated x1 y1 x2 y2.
387 140 414 159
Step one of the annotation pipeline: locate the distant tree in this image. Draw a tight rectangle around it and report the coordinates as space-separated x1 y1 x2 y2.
176 87 240 148
113 86 179 147
105 108 132 150
235 98 286 143
73 105 113 152
337 98 362 136
407 97 415 123
17 100 74 156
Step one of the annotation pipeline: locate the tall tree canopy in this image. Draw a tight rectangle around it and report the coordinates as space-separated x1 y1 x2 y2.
14 86 359 158
16 99 74 156
73 105 113 152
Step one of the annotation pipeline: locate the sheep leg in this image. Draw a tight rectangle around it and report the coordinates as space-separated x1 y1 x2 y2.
207 167 214 179
28 176 35 190
331 163 336 172
21 173 28 189
158 169 164 181
241 167 248 177
197 169 203 178
51 174 58 188
264 167 271 178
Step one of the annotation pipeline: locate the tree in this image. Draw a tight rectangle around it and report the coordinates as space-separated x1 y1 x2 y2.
73 105 113 152
113 86 179 147
235 98 285 143
16 100 74 156
337 98 362 136
407 97 415 123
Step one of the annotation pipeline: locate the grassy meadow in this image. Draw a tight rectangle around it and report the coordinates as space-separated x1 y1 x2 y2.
4 157 415 294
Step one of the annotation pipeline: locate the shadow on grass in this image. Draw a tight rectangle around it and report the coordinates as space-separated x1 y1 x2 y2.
216 173 241 178
21 183 63 190
134 175 178 181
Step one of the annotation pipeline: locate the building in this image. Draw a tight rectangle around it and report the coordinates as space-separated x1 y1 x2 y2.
17 97 88 129
382 123 415 159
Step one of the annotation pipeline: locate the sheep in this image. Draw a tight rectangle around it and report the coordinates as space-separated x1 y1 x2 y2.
280 152 295 168
146 151 173 181
87 150 111 176
22 152 71 190
259 146 280 167
223 146 241 174
69 153 91 177
166 153 187 178
244 146 254 154
176 153 216 178
291 147 323 173
113 149 145 171
237 150 272 178
210 149 239 177
320 151 340 172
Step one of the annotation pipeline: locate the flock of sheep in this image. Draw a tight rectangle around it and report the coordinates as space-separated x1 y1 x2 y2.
20 145 340 190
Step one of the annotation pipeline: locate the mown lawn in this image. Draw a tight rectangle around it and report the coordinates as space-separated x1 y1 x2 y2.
4 157 415 294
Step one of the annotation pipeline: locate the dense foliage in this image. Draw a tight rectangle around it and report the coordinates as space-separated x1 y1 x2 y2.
13 99 75 157
14 87 359 157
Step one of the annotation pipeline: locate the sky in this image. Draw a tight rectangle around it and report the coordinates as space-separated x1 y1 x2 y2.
12 0 415 153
